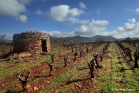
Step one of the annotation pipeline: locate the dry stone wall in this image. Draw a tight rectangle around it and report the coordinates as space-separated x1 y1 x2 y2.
13 30 51 53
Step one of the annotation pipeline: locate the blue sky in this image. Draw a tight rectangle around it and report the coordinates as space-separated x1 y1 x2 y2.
0 0 139 40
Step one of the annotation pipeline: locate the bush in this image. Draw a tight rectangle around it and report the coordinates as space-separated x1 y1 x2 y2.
6 88 16 93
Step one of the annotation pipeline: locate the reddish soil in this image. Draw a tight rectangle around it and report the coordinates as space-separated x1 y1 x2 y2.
49 47 109 93
0 44 108 93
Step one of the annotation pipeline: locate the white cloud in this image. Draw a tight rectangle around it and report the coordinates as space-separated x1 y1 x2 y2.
124 23 135 31
92 19 109 26
5 34 13 40
36 9 43 15
0 0 32 16
46 5 84 22
0 0 26 16
28 18 139 39
68 17 89 24
0 33 13 40
72 18 139 39
41 18 139 39
128 18 136 23
46 5 70 22
15 15 27 23
109 18 139 38
74 19 109 37
79 2 86 9
135 7 139 13
69 8 84 16
41 31 76 37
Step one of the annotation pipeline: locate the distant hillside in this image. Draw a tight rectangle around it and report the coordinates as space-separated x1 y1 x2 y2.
116 37 139 41
61 35 117 42
90 35 117 42
65 36 91 42
51 35 139 42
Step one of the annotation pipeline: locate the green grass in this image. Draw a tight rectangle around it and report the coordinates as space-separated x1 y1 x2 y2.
100 42 139 93
41 43 107 92
0 45 70 81
2 42 139 93
101 84 115 93
42 63 77 92
51 69 75 84
0 55 52 81
6 87 17 93
100 76 110 82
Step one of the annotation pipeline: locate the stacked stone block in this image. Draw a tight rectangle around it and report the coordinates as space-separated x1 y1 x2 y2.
13 30 51 53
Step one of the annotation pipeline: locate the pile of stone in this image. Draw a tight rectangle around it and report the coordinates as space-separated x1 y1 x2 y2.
13 30 51 54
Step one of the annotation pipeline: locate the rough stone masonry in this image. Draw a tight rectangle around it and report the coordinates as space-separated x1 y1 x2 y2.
13 30 51 53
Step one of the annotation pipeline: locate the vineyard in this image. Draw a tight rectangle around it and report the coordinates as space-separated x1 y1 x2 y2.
0 40 139 93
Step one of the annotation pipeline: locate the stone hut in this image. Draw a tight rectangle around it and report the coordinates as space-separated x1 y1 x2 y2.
13 30 51 53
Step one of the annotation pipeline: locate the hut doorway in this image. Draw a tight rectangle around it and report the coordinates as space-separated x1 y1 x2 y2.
41 40 47 52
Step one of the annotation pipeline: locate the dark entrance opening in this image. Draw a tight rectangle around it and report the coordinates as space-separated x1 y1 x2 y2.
41 40 47 52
